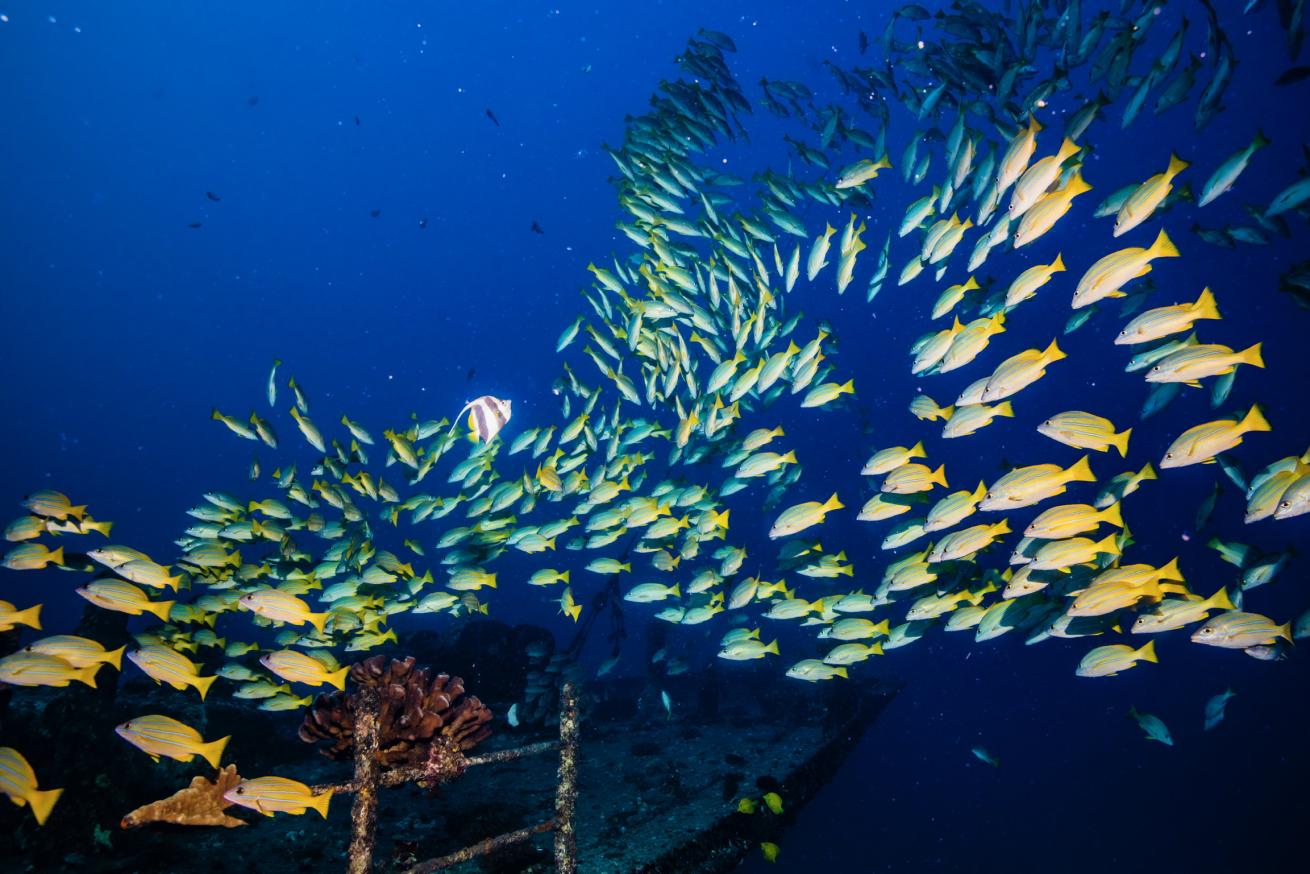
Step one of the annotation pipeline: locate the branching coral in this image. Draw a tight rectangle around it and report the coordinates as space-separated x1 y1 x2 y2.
298 656 492 771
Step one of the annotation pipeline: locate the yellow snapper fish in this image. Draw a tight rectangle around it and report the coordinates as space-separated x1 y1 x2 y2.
923 482 987 532
938 312 1007 373
822 642 883 664
128 645 217 699
1160 405 1270 469
25 635 125 670
224 776 332 818
1131 588 1236 634
861 441 926 476
1114 153 1188 237
1037 411 1132 456
835 154 892 189
1008 136 1081 219
75 578 174 621
21 489 87 520
977 339 1066 403
1075 640 1157 677
260 650 349 690
979 456 1094 511
881 464 948 495
0 747 62 826
1190 611 1293 649
928 519 1011 562
1072 229 1179 309
1115 287 1220 345
1024 502 1123 539
1 543 64 571
942 401 1013 438
1013 172 1092 248
0 600 42 631
1004 254 1065 307
237 587 329 633
718 638 780 660
1145 343 1263 386
1066 576 1184 618
1027 532 1121 571
0 651 101 688
995 113 1042 193
785 659 847 682
910 394 954 422
115 714 230 767
768 494 843 539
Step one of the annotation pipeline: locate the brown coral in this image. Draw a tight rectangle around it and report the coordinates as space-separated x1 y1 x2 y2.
120 764 246 829
299 655 492 770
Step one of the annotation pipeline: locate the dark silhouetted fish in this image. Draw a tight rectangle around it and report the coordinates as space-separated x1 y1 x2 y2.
531 220 544 234
354 115 361 126
859 30 869 54
370 209 381 218
247 95 259 107
1275 66 1310 86
205 192 221 202
187 222 202 229
485 108 500 127
418 216 429 229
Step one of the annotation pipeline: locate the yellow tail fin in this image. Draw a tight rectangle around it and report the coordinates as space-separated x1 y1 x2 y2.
309 788 333 819
931 465 949 488
1166 153 1189 177
105 645 126 670
27 787 63 826
146 599 175 623
834 666 849 679
47 546 65 566
1050 253 1066 272
1277 622 1293 643
76 663 101 688
1066 455 1095 482
1149 229 1180 259
306 611 329 634
14 603 42 630
1238 343 1264 369
995 401 1015 417
1206 587 1235 612
669 584 682 598
824 493 845 512
1239 404 1271 433
1100 501 1124 530
1192 287 1220 320
911 440 926 456
1055 137 1080 162
192 673 217 701
1158 556 1184 583
1111 427 1132 457
567 604 582 622
765 639 779 655
200 735 231 769
1136 639 1158 663
1043 338 1066 362
327 666 350 691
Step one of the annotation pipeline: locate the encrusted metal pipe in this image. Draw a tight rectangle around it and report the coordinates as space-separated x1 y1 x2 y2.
402 820 555 873
346 685 382 874
553 681 579 873
311 740 557 796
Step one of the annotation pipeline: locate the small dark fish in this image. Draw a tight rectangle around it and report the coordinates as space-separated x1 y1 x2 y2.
466 368 476 382
485 108 500 127
531 220 544 235
370 209 381 218
859 30 869 54
1274 66 1310 86
187 221 203 229
205 191 221 202
418 216 429 230
247 95 259 107
354 115 361 126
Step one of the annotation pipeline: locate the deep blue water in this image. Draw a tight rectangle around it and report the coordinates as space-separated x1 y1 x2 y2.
3 2 1308 871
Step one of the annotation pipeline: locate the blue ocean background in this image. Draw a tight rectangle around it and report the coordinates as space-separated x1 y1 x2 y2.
3 2 1308 871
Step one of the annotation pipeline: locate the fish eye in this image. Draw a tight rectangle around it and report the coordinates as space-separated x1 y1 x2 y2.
1165 453 1173 459
236 787 245 794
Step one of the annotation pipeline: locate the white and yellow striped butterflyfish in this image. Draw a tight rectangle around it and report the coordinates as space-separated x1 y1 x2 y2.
449 395 513 444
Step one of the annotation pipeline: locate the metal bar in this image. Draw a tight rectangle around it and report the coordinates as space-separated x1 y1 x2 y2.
346 685 381 874
312 741 558 796
553 682 579 873
402 820 555 873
